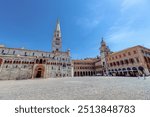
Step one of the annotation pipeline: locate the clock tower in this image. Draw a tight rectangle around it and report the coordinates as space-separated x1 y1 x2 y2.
52 19 62 51
100 38 111 75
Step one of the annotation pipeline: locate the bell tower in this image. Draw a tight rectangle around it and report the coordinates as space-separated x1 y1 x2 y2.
52 19 62 51
100 37 110 75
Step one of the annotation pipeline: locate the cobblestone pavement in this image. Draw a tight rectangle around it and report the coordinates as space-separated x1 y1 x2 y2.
0 77 149 100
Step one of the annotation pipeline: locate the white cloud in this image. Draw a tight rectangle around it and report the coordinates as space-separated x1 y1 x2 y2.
107 28 150 51
121 0 143 11
105 0 150 51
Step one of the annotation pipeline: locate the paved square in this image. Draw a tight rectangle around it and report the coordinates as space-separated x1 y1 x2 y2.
0 77 149 100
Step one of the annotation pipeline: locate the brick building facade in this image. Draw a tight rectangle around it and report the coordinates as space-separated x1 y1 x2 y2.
73 39 150 77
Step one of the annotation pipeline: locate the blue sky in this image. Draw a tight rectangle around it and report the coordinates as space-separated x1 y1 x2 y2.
0 0 150 59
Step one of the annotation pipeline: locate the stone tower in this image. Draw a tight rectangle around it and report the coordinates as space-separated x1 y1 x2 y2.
100 38 110 75
52 19 62 51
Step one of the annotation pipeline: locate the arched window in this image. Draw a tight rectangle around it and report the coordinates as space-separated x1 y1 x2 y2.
40 59 43 64
13 51 15 55
130 58 134 64
63 63 66 67
128 52 131 56
144 57 148 63
24 52 27 56
36 59 39 64
124 59 129 64
2 50 4 54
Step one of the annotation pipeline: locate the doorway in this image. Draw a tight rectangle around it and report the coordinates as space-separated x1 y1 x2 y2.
34 65 45 78
36 68 42 78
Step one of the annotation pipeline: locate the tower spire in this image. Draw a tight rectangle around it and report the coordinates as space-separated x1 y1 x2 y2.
56 18 61 32
101 37 105 44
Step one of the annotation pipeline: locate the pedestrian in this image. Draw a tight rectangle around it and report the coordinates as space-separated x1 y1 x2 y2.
143 74 146 80
138 74 140 79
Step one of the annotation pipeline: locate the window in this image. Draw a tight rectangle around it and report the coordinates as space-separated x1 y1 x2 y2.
128 52 131 56
120 60 124 65
124 59 129 64
130 58 134 64
141 50 144 53
123 54 126 57
113 62 116 66
25 52 27 56
13 51 15 55
144 57 148 63
2 50 4 54
117 61 120 66
56 38 60 41
103 62 105 66
136 58 140 63
133 50 137 54
33 53 35 56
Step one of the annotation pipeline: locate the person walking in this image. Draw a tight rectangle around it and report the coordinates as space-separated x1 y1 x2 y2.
138 74 140 79
143 73 146 80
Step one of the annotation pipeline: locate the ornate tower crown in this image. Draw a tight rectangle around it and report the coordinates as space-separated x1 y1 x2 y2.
99 37 111 56
52 19 62 52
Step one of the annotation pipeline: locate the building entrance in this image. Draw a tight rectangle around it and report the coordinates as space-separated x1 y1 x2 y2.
34 65 45 78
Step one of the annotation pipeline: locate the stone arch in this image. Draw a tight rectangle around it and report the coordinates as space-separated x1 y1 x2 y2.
132 67 138 77
36 59 39 64
83 71 85 76
80 71 83 76
86 71 88 76
138 66 145 74
88 71 91 76
91 71 93 76
34 65 45 78
74 72 76 76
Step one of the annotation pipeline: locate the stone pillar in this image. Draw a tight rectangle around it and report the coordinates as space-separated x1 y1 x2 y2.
32 64 36 79
71 65 74 77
